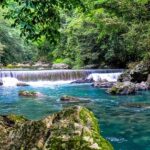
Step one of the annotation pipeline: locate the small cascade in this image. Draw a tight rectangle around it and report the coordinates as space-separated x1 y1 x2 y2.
0 69 123 82
0 69 123 86
87 73 122 82
2 77 19 86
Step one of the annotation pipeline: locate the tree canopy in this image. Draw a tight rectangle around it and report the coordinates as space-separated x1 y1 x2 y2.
1 0 84 44
0 0 150 68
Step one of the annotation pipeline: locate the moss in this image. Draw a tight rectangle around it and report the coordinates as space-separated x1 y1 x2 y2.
0 106 114 150
7 114 27 123
108 86 118 95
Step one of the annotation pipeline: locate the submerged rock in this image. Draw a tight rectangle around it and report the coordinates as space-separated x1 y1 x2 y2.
19 90 43 97
108 82 136 95
122 102 150 109
60 95 91 103
0 106 113 150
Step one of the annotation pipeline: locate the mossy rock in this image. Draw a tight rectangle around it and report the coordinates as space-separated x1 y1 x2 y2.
19 90 43 97
108 82 136 95
0 106 114 150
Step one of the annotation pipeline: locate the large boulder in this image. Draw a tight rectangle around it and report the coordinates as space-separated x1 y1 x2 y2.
108 82 136 95
130 61 150 82
52 63 69 69
118 61 150 83
0 106 113 150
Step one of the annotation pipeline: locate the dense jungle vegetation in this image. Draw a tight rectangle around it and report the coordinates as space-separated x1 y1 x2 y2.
0 0 150 68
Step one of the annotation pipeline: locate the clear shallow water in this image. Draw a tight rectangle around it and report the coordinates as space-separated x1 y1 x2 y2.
0 84 150 150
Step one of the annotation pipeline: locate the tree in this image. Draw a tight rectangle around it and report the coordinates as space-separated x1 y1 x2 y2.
1 0 84 44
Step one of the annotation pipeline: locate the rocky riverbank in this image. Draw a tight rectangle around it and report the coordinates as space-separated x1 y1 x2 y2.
108 60 150 95
0 106 113 150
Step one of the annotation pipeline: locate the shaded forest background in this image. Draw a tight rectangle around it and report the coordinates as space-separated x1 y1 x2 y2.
0 0 150 68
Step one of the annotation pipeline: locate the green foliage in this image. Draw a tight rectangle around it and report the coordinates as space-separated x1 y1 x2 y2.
51 0 150 68
1 0 150 68
0 7 38 65
1 0 84 44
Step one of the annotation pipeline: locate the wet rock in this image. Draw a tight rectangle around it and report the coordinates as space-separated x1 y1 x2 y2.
0 79 3 86
52 63 69 69
92 81 115 88
0 106 114 150
118 61 150 83
71 78 94 84
147 74 150 83
135 82 150 91
60 95 90 103
108 82 136 95
118 70 131 82
19 90 43 97
17 82 29 86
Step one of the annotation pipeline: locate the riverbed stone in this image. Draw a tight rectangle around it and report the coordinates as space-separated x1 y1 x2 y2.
0 106 114 150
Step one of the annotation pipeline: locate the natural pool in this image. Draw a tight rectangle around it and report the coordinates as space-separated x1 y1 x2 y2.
0 84 150 150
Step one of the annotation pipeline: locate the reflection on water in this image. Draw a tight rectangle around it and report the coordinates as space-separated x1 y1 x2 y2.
0 84 150 150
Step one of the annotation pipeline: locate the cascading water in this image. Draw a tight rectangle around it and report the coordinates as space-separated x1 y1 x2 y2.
0 69 123 86
87 73 122 82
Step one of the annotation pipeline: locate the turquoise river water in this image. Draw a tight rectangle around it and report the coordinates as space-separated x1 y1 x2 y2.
0 84 150 150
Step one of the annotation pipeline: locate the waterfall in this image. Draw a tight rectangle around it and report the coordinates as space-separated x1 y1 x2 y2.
0 69 123 86
87 73 122 82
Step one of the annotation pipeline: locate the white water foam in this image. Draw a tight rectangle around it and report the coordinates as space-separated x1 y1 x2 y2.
87 73 122 82
1 72 122 87
1 77 73 87
2 77 19 86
